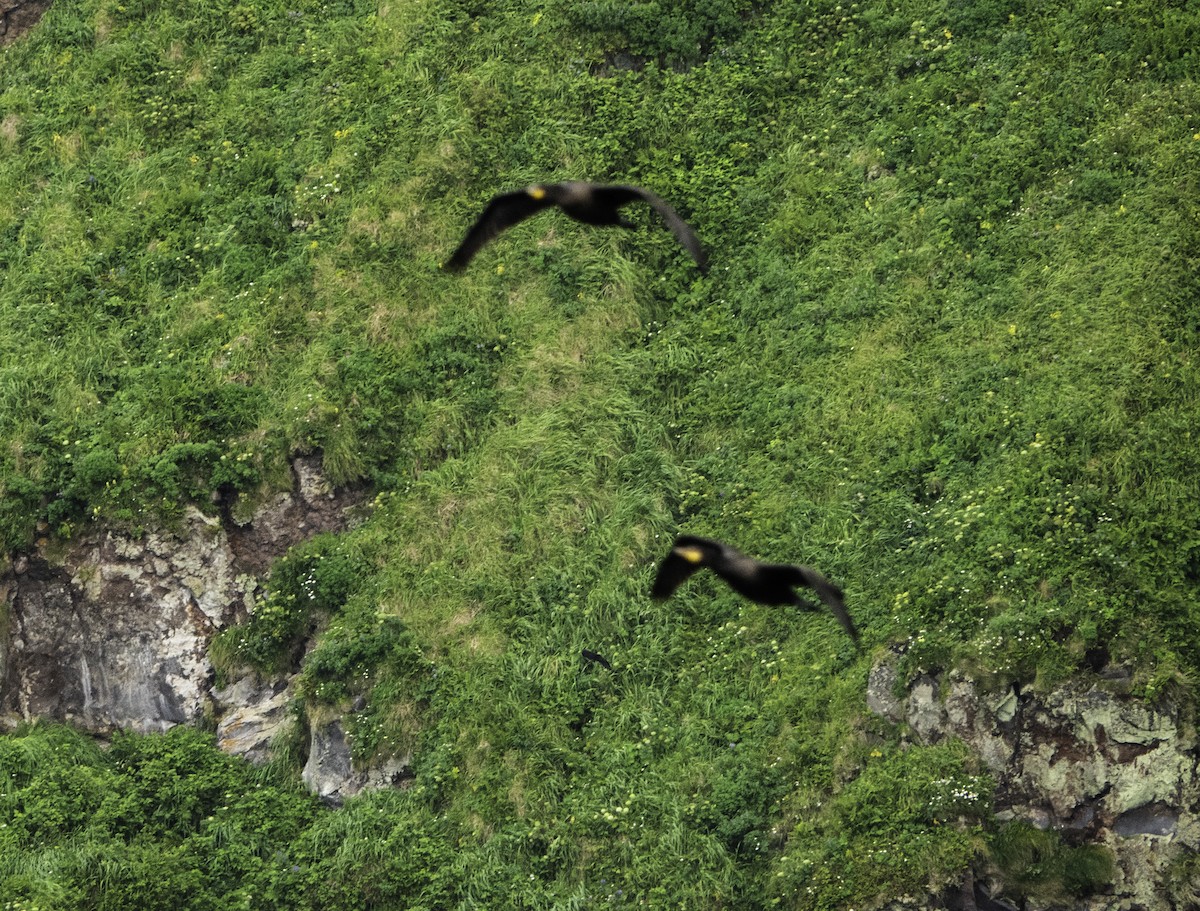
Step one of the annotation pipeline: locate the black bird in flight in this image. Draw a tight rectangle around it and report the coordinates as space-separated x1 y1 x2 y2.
445 181 707 273
651 535 859 644
581 649 613 671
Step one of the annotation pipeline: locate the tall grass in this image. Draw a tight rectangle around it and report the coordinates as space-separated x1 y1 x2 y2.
1 0 1198 906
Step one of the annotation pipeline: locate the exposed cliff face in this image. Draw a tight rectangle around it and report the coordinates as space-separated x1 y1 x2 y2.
868 652 1200 911
1 507 240 732
302 718 414 805
0 455 363 739
0 0 51 44
0 454 420 804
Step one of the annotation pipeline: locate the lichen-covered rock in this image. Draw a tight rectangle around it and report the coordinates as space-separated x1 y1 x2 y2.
0 456 363 748
871 654 1200 911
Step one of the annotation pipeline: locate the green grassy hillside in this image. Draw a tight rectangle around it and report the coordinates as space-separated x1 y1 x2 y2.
2 0 1198 907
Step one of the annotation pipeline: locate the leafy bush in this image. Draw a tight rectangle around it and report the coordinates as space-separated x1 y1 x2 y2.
0 725 319 909
211 534 371 676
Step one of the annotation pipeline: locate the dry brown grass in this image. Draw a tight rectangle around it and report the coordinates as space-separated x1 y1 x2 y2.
1 115 20 149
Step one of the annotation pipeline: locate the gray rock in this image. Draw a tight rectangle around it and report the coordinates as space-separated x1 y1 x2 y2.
905 675 944 741
0 0 53 44
303 719 356 804
867 650 1200 911
301 717 414 806
1114 801 1178 838
990 688 1019 724
1 506 238 733
214 675 295 764
866 659 904 723
0 456 364 738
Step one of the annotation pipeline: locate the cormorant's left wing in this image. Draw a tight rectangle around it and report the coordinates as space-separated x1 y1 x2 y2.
651 537 716 599
786 565 859 645
597 185 708 274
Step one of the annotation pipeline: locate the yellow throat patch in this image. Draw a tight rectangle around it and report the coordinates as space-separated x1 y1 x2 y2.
528 186 547 200
676 546 705 564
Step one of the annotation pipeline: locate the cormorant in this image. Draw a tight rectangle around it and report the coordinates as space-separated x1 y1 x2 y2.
445 182 707 273
581 649 613 671
651 535 859 644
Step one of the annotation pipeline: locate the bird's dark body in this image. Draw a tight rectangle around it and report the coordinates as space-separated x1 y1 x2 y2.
561 203 625 226
556 183 631 225
723 563 813 606
445 181 706 272
651 535 857 644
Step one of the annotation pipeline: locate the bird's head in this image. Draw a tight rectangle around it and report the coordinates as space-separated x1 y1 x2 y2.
674 544 707 565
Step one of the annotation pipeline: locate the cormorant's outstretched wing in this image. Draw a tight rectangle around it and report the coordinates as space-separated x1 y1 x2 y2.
595 185 708 274
445 189 556 270
651 550 703 599
784 564 859 644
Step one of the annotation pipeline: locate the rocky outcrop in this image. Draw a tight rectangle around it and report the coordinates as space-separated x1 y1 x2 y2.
219 454 360 578
868 651 1200 911
0 453 426 802
218 683 415 804
214 674 296 764
303 717 414 806
0 455 364 744
1 507 242 733
0 0 51 44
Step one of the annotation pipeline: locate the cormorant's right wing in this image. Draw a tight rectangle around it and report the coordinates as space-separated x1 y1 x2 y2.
445 188 556 270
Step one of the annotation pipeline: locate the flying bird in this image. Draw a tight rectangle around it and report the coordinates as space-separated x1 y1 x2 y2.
581 649 613 671
444 181 707 273
651 535 859 644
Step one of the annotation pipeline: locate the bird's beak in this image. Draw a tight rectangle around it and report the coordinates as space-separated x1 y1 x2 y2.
528 186 547 200
675 546 705 564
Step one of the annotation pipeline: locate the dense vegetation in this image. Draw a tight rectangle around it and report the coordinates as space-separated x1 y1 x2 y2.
2 0 1198 907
